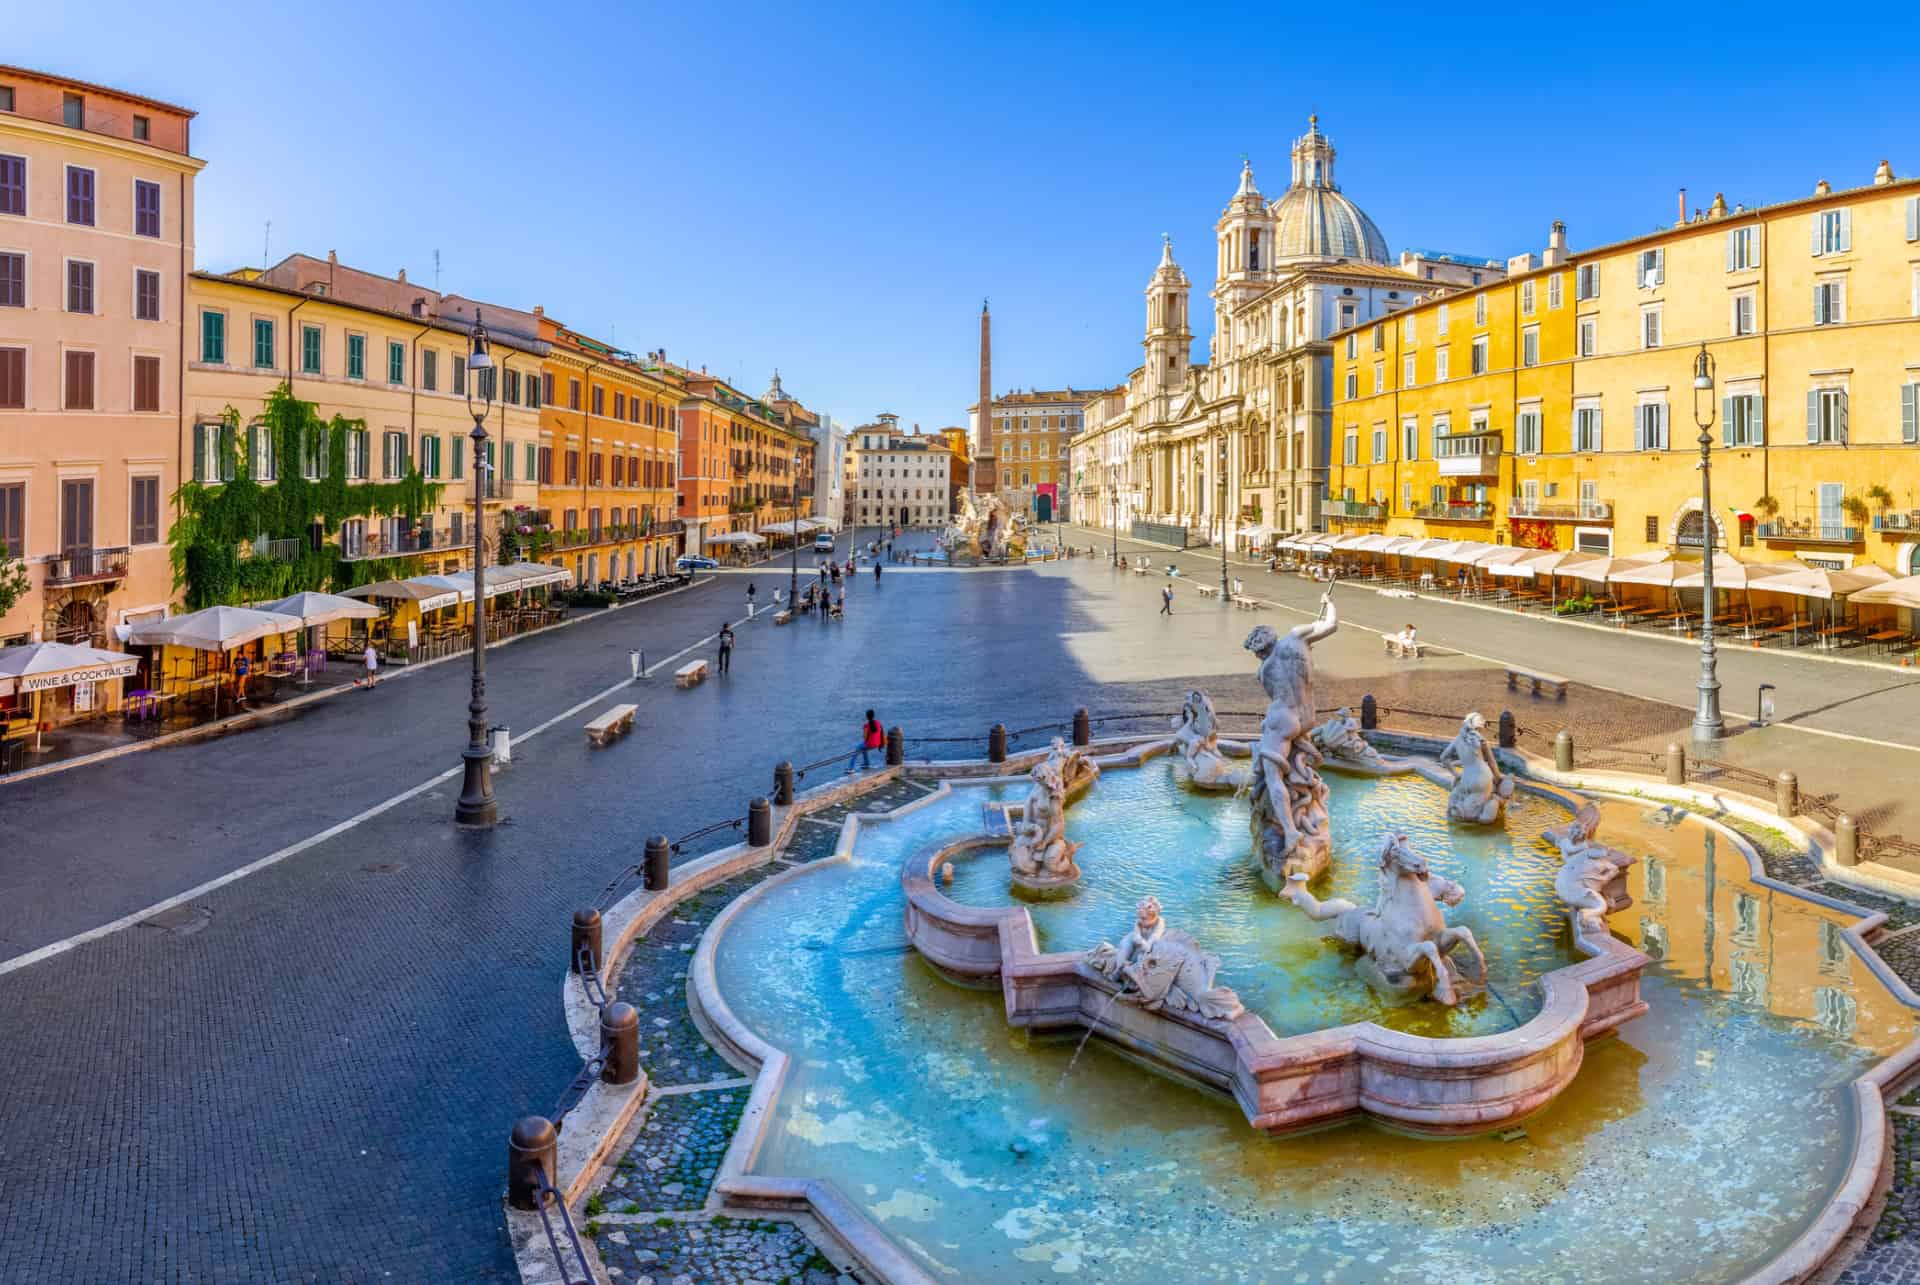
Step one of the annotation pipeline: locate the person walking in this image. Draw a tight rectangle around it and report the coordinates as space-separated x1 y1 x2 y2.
1160 583 1174 616
361 639 380 688
716 622 735 674
746 582 757 618
873 561 882 583
846 709 884 774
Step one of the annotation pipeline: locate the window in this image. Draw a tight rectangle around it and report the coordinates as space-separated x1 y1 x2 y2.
1907 196 1919 242
1635 401 1669 451
1372 427 1386 463
1646 515 1660 542
614 392 626 420
64 350 94 410
0 87 11 113
1437 303 1450 334
1812 209 1851 256
1470 336 1488 375
1474 294 1487 326
592 385 605 416
253 318 274 368
0 251 21 310
1813 280 1845 326
1732 293 1755 336
420 435 441 479
1342 431 1357 466
346 429 369 480
1516 409 1542 455
565 450 580 484
0 154 22 216
0 347 21 409
503 369 519 404
382 431 408 478
1372 362 1384 393
301 325 322 374
1521 326 1539 368
1343 334 1355 359
1435 349 1450 381
65 166 94 225
1401 418 1418 461
1638 248 1665 288
1576 263 1600 300
1724 392 1765 447
248 422 276 480
133 354 160 412
63 93 84 127
526 443 538 482
347 333 365 379
1641 306 1662 349
1578 318 1596 357
1807 388 1848 443
134 268 159 320
1403 354 1415 387
134 180 160 237
1727 226 1759 271
126 474 158 545
65 260 93 313
451 435 465 480
1430 415 1449 456
422 348 437 391
132 114 149 142
1343 370 1357 400
568 378 582 411
1520 280 1535 315
301 426 323 479
1401 314 1415 343
1902 383 1919 444
1574 405 1602 452
1548 273 1563 309
388 340 405 384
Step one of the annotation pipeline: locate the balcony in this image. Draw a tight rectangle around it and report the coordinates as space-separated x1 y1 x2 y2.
1322 499 1386 522
340 528 439 561
1413 502 1495 522
1508 498 1613 523
1756 521 1860 545
44 547 130 586
1872 511 1919 533
1434 432 1502 478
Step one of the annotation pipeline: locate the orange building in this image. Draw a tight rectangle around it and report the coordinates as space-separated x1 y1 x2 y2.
673 371 813 555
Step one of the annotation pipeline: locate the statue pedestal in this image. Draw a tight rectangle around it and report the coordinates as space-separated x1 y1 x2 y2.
1254 830 1329 893
1009 869 1080 900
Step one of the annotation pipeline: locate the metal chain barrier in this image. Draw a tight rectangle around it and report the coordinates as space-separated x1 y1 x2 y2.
530 1167 594 1285
549 1042 612 1134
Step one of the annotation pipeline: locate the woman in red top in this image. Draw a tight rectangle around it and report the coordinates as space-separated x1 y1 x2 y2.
846 709 884 774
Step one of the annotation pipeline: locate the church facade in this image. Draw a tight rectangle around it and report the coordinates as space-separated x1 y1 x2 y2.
1072 118 1498 549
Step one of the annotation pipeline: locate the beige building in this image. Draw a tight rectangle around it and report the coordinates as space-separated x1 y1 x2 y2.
970 388 1084 520
0 67 203 645
851 416 953 533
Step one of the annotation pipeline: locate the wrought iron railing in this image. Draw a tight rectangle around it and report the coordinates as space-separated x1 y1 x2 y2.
1755 521 1860 543
44 547 130 585
1413 502 1494 520
1508 498 1613 521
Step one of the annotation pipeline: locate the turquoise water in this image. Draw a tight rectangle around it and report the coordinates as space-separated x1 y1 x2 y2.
945 765 1565 1038
714 768 1917 1284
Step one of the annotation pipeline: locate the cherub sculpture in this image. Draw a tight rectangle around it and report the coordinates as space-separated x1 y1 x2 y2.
1087 896 1244 1023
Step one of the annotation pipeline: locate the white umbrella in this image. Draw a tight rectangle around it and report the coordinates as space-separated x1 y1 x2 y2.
1560 550 1672 585
1439 541 1498 565
1666 553 1800 591
0 642 142 750
490 562 575 591
127 605 303 651
706 532 765 547
259 591 382 627
1849 574 1920 610
343 580 462 613
1750 564 1895 645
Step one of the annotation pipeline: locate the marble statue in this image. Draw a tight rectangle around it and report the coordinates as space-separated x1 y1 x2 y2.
1087 896 1244 1022
1285 833 1488 1006
1170 690 1250 790
1007 752 1079 889
1438 712 1515 824
1544 801 1637 933
1243 588 1338 886
1037 735 1101 803
1308 707 1389 769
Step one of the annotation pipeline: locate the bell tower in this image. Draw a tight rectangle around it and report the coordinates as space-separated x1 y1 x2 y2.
1214 160 1275 349
1143 235 1191 398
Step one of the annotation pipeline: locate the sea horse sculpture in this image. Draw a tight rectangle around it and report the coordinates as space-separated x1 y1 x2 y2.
1438 712 1515 824
1243 588 1338 886
1285 833 1488 1006
1087 896 1244 1022
1170 690 1250 790
1544 801 1637 933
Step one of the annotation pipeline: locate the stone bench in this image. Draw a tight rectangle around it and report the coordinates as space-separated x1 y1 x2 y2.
1231 596 1266 611
1196 584 1220 598
674 660 709 688
1505 666 1568 699
585 703 637 745
1385 636 1425 659
1131 564 1150 575
773 610 793 625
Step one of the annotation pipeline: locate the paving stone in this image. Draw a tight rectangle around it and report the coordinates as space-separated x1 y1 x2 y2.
592 1217 838 1285
608 1090 746 1210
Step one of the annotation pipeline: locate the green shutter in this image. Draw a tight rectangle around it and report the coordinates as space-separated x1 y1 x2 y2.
452 436 464 479
1807 390 1820 443
192 422 207 481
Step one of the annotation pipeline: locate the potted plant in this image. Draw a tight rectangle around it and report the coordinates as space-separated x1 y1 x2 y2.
1842 495 1870 528
1754 495 1780 520
1866 484 1894 511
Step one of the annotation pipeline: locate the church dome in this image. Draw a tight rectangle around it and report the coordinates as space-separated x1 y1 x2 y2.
1268 116 1389 265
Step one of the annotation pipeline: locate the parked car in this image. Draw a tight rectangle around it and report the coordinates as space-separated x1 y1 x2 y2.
675 555 719 572
812 532 836 553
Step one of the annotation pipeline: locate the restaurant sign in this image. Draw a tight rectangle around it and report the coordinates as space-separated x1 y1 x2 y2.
19 658 140 692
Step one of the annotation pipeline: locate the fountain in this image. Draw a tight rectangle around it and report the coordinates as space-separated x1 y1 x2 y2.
1439 711 1516 823
1168 690 1251 790
1085 895 1244 1021
1243 589 1340 887
1002 737 1099 897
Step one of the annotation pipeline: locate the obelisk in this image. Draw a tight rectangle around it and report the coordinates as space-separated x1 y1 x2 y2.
974 299 996 493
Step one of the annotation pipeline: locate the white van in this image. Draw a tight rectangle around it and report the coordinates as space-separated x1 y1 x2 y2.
812 532 835 553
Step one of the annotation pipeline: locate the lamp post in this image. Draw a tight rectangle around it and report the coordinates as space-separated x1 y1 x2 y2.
1215 432 1230 601
1108 465 1119 565
1691 341 1725 742
455 312 498 827
789 448 803 607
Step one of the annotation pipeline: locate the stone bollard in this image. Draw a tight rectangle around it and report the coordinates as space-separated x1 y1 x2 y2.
1498 711 1516 750
989 723 1008 763
643 834 671 891
1836 814 1858 868
506 1115 559 1211
600 1002 641 1085
1555 729 1574 772
886 725 904 766
1360 695 1378 731
570 907 603 975
1072 708 1091 748
748 796 772 847
1665 743 1686 786
1775 770 1799 819
773 760 795 806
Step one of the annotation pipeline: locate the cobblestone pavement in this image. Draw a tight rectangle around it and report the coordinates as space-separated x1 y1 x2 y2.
602 1089 747 1211
1840 1091 1920 1284
591 1215 840 1285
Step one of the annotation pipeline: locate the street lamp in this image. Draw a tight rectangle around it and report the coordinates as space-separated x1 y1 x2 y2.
455 312 498 827
1691 341 1725 742
1215 432 1230 601
1108 464 1119 565
789 448 804 608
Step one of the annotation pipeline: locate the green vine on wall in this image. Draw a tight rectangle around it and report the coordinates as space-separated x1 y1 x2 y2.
169 382 445 608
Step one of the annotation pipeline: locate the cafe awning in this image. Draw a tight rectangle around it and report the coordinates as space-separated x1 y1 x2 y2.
126 605 304 652
343 580 463 613
258 591 383 627
490 562 576 591
0 641 141 697
706 532 765 547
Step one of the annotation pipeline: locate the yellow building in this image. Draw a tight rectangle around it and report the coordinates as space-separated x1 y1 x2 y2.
1330 170 1920 575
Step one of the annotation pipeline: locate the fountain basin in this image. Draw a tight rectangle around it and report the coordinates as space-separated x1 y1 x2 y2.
903 827 1648 1137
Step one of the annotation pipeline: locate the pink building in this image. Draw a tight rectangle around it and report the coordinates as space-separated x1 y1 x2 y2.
0 66 202 654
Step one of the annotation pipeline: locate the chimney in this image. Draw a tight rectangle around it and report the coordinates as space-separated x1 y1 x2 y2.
1709 192 1728 219
397 268 406 283
1815 178 1832 196
1874 159 1895 185
327 249 338 266
533 305 544 317
1542 220 1568 267
1676 187 1687 227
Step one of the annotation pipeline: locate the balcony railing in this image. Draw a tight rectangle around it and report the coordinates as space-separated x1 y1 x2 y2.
44 547 130 586
251 536 307 563
1322 499 1386 521
1434 432 1502 478
1872 511 1919 533
1756 521 1861 544
340 528 438 561
1413 502 1495 521
1508 498 1614 522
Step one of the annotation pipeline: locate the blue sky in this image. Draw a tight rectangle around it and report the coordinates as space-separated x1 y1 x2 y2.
14 2 1920 432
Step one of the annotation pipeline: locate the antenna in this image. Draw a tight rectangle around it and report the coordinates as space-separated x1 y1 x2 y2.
263 220 271 266
433 249 441 293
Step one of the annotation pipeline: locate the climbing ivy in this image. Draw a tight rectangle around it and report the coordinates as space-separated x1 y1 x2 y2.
0 550 28 620
169 382 444 608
